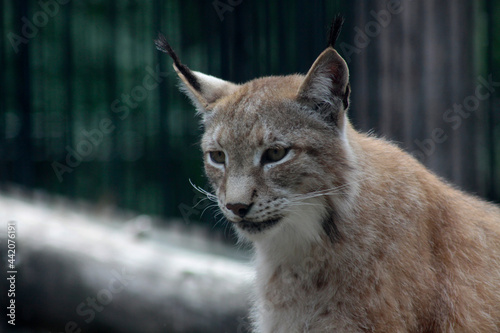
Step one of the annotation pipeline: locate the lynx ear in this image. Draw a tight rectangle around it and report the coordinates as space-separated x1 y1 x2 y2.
155 33 238 112
297 15 350 126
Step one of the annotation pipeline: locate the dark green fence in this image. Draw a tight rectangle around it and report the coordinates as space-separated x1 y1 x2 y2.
1 0 499 223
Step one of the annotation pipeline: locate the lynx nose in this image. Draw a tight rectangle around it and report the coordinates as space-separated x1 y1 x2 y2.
226 203 252 218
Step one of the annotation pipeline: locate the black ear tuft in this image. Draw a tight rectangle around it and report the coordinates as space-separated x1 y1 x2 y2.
155 33 201 92
328 14 344 49
155 33 179 65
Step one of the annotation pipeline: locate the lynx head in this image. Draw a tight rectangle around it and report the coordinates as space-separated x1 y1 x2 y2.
156 16 358 250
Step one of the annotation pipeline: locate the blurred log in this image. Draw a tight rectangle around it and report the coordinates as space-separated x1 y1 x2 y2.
0 190 253 333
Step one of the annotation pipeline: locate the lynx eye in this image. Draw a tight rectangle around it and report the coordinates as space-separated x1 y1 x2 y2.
262 146 288 164
209 151 226 164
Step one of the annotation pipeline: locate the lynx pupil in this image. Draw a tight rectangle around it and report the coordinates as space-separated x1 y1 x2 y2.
209 151 225 164
263 146 287 164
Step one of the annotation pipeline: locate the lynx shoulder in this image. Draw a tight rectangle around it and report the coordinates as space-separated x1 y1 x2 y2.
156 16 500 333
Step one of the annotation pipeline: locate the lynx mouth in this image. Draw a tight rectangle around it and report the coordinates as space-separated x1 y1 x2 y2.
236 218 282 233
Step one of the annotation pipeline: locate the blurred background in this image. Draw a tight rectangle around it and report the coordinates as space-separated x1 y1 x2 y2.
0 0 499 332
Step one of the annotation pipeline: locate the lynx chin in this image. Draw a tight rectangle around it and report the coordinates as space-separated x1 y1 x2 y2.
156 15 500 333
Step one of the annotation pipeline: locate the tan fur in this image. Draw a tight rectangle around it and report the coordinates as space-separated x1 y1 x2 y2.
164 38 500 333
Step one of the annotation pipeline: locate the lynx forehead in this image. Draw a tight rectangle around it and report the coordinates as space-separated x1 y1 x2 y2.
155 24 352 240
200 75 353 239
157 15 500 333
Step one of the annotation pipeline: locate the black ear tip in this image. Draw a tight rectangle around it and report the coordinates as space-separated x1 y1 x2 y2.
154 32 202 93
154 32 182 68
154 32 171 53
328 14 345 48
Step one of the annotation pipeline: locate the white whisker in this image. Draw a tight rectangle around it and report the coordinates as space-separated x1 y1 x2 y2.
200 203 220 218
189 179 218 202
287 175 373 204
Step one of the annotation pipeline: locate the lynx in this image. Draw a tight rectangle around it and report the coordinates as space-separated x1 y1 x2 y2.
156 16 500 333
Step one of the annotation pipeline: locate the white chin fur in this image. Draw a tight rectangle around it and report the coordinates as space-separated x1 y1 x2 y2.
239 197 327 264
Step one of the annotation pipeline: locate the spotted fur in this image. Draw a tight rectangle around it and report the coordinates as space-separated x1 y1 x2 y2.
157 18 500 333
